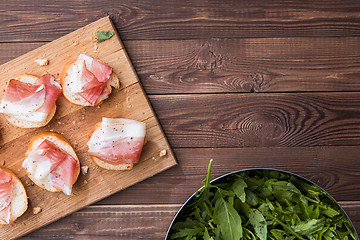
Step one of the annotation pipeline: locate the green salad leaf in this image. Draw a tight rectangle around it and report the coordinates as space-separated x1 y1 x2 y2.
213 196 242 240
97 31 114 43
168 160 358 240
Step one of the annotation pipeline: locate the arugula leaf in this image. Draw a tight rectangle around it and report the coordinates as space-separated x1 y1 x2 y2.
170 218 205 239
203 228 214 240
248 208 267 240
230 178 247 202
213 196 242 240
294 219 325 235
168 162 358 240
97 31 114 43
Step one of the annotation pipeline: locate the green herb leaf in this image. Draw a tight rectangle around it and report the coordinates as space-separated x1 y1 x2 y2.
97 31 114 43
204 227 214 240
248 208 267 240
294 219 325 235
168 163 357 240
231 178 247 202
213 196 242 240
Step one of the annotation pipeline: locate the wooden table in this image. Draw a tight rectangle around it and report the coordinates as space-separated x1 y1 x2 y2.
0 1 359 239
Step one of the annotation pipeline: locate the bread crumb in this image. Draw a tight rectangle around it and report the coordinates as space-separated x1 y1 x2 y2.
0 160 5 166
126 96 130 102
108 189 113 193
81 166 89 175
34 59 49 66
159 149 167 157
33 207 42 215
84 180 88 184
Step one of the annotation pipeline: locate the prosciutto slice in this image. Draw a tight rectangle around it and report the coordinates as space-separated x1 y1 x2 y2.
22 139 77 195
0 74 61 123
68 54 113 106
77 54 112 83
87 118 146 165
0 169 13 224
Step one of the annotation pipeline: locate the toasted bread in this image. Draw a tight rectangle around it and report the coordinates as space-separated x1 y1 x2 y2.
24 132 80 194
2 74 57 128
88 123 134 170
60 57 120 106
0 167 28 224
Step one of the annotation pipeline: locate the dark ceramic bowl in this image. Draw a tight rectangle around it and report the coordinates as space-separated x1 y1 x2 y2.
166 168 359 239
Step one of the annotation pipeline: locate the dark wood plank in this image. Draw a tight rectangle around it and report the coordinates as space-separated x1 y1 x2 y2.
20 202 360 239
148 93 360 147
1 0 360 42
130 38 360 93
1 38 360 93
94 146 360 205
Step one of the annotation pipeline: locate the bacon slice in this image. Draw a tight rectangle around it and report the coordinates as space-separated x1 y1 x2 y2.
0 74 61 123
0 169 13 224
22 139 77 195
87 118 146 165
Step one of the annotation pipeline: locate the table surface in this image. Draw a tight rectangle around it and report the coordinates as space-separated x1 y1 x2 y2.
0 1 359 239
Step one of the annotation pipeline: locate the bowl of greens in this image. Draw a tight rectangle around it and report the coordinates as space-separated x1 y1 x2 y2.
166 160 359 240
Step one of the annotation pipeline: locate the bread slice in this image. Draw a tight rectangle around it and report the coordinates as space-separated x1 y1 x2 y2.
88 123 134 170
60 58 120 106
24 132 80 193
3 74 57 128
0 167 28 225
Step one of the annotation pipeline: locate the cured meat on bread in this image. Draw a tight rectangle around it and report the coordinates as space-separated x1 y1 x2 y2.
22 132 80 195
60 54 120 106
87 117 146 170
0 167 28 225
0 74 61 128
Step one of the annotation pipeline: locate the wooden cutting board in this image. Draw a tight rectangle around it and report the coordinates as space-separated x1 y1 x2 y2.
0 17 177 239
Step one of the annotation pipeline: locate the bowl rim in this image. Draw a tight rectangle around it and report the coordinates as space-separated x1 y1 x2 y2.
165 168 359 239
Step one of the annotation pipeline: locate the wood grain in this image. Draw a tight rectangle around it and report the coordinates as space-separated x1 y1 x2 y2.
0 17 176 239
148 92 360 148
1 0 360 42
19 202 360 239
130 38 360 93
1 37 360 94
93 146 360 205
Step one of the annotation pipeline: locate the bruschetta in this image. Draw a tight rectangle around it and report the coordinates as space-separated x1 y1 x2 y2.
22 132 80 195
0 74 62 128
87 117 146 170
0 167 28 225
60 54 120 106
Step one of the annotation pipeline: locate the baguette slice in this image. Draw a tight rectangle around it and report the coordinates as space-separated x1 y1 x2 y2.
89 123 134 170
60 57 120 106
0 167 28 225
23 132 80 194
3 74 57 128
